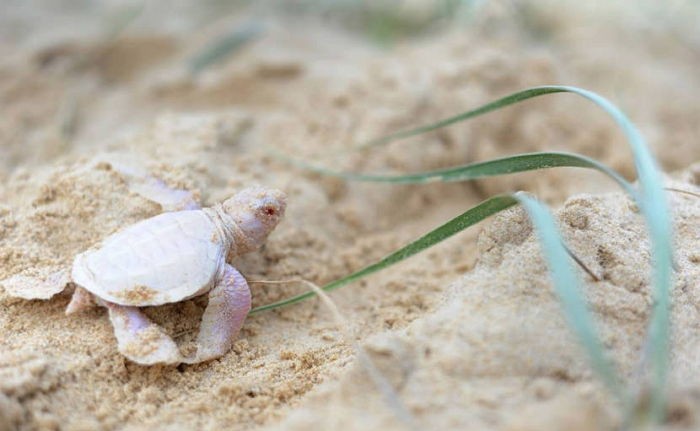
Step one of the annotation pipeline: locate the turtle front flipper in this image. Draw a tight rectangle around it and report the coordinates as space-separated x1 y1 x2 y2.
0 268 70 300
183 264 251 364
105 302 183 365
106 160 200 212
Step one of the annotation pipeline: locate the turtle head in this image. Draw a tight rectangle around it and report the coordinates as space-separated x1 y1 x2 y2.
222 187 287 253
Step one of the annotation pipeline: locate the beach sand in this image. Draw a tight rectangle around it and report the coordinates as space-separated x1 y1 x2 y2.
1 2 700 430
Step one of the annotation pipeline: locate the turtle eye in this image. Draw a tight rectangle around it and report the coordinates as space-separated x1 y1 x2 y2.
259 202 278 217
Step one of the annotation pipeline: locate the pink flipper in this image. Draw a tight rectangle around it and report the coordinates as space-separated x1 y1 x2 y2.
0 269 70 300
183 265 251 364
107 161 200 212
128 176 200 212
105 302 183 365
65 287 95 315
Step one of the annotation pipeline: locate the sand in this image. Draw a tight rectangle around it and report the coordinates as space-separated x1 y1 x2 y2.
1 1 700 430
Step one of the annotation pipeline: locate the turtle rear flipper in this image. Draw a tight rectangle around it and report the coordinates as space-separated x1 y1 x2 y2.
105 302 183 365
0 268 70 300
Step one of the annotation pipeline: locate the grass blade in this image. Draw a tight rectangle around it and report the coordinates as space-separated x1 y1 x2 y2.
516 192 628 405
272 149 636 198
189 22 263 74
251 189 630 406
357 86 568 150
265 84 672 423
249 194 518 313
326 84 673 422
554 87 673 423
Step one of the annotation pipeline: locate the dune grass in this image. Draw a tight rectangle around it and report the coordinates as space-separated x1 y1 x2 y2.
255 85 674 426
188 21 263 74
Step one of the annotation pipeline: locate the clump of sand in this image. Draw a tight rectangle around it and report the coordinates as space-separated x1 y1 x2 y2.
270 172 700 430
2 2 700 430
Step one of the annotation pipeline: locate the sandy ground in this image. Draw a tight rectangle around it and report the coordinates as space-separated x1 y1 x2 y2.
1 1 700 430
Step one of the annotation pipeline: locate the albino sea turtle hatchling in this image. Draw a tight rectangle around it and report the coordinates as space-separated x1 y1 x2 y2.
1 179 286 366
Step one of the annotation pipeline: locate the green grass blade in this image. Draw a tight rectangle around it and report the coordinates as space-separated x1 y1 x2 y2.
272 149 636 198
249 194 519 313
515 192 628 405
357 86 568 150
553 87 673 423
266 84 672 422
346 84 672 422
189 22 263 74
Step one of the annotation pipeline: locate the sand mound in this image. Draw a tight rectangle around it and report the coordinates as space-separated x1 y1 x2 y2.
271 173 700 430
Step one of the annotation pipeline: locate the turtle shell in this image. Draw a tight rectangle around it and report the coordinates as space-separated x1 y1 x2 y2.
72 210 226 306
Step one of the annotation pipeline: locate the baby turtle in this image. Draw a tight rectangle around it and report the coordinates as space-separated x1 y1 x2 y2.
1 179 286 365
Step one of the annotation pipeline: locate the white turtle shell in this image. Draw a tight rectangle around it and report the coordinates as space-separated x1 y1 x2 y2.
72 210 226 306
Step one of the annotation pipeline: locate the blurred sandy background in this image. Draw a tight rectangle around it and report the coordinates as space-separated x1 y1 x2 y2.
2 1 700 430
